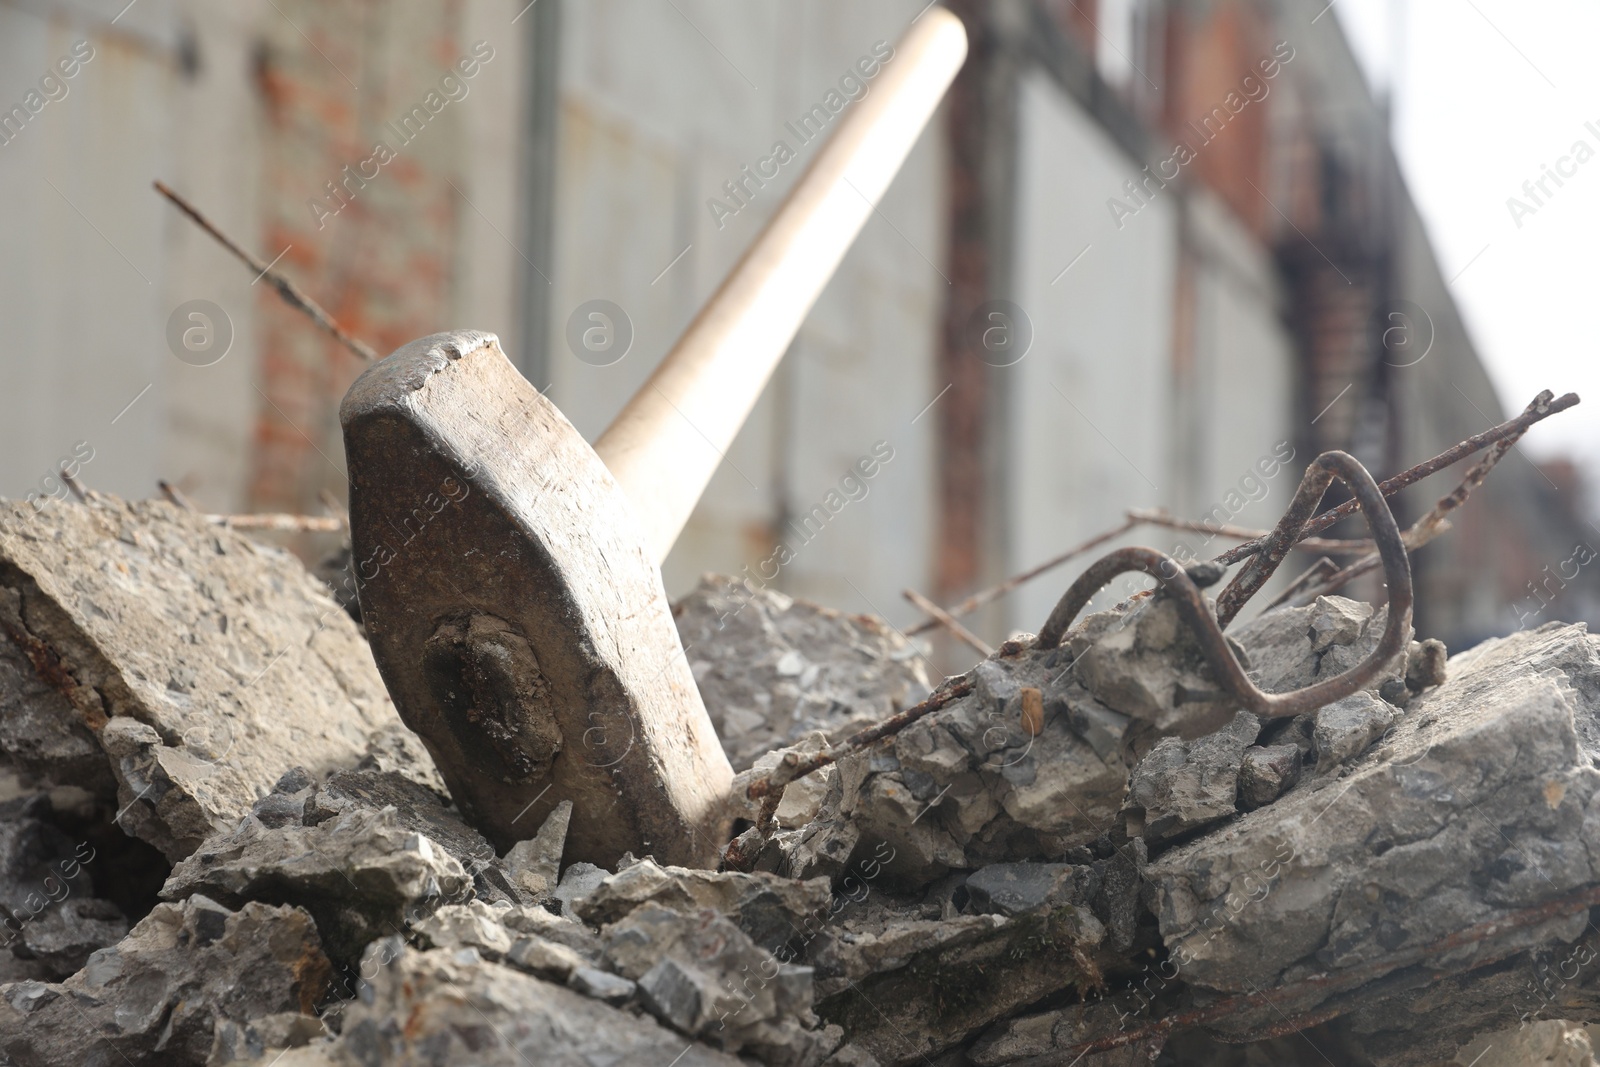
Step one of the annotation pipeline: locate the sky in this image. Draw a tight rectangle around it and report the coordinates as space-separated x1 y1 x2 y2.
1333 0 1600 482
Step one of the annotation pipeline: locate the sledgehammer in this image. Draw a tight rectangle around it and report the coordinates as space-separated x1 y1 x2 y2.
340 10 967 868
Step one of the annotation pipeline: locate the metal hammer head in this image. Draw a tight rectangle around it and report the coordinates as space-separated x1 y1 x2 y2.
340 330 733 868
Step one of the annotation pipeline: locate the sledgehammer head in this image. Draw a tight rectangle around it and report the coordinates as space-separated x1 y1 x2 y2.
340 330 732 868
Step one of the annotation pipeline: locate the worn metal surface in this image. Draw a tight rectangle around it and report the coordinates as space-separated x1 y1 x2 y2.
341 331 732 868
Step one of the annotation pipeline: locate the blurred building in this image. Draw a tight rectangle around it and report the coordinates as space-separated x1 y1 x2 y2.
0 0 1589 650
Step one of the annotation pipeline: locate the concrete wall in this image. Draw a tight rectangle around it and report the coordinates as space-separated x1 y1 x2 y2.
546 0 946 620
1007 68 1177 636
0 0 525 516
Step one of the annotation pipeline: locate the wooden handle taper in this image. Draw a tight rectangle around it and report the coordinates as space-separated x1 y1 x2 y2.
595 8 968 565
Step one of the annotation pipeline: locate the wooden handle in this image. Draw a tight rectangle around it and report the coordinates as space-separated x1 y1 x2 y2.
595 9 968 565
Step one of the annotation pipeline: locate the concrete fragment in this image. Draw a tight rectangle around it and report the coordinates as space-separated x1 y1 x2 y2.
603 903 826 1059
550 859 605 918
410 901 514 959
1067 594 1240 736
675 575 931 770
1228 596 1412 697
0 894 330 1067
785 645 1131 886
576 856 830 952
161 806 470 962
775 767 833 829
1312 690 1398 770
305 767 494 875
1145 623 1600 1038
1237 744 1301 810
961 862 1088 917
1407 637 1449 693
209 1011 326 1064
502 798 571 903
0 498 404 860
1453 1020 1597 1066
9 896 126 978
268 940 745 1066
567 962 635 1002
508 934 585 980
1125 711 1260 841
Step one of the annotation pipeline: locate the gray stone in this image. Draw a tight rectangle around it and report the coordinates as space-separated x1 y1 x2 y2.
161 806 470 962
267 940 745 1066
305 767 494 875
0 497 404 860
9 895 127 978
1312 690 1398 770
209 1012 326 1064
1144 623 1600 1040
1125 711 1260 841
961 862 1087 917
1453 1020 1597 1066
552 860 608 919
601 903 824 1058
1237 744 1301 810
575 857 831 952
1228 596 1412 698
508 935 586 980
675 575 932 770
502 798 571 903
0 894 330 1067
782 645 1131 887
567 963 635 1002
409 901 515 959
1067 594 1240 737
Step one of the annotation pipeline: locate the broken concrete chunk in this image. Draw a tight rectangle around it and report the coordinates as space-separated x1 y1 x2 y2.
355 720 449 795
161 806 470 963
1312 690 1398 770
786 645 1131 887
409 900 515 959
306 767 494 873
961 862 1090 917
209 1011 326 1064
0 498 404 860
9 895 127 979
1407 637 1449 693
1237 744 1301 810
775 767 833 829
1452 1019 1598 1067
1067 593 1239 736
576 857 830 952
508 933 586 980
269 939 746 1066
568 962 635 1002
552 860 608 919
1146 623 1600 1029
603 903 826 1059
1125 710 1260 841
674 575 931 770
0 894 330 1067
1228 595 1412 697
502 798 571 903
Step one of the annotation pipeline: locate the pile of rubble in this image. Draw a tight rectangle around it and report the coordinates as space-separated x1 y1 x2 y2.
3 497 1599 1066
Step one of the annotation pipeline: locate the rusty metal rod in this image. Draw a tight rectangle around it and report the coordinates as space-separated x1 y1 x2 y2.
153 180 378 363
1036 451 1412 720
905 518 1137 636
1213 390 1577 569
746 675 976 800
903 587 993 657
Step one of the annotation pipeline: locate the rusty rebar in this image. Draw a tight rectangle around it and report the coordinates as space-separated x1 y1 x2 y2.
1036 451 1412 720
153 181 378 363
903 587 993 657
745 675 977 800
1212 390 1577 570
